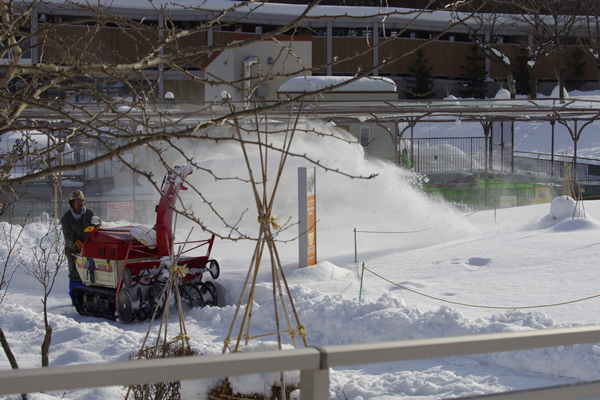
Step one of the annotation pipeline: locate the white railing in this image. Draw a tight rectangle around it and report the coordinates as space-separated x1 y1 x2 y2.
2 325 600 399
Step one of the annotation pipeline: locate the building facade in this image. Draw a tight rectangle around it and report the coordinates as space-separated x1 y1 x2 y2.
9 1 598 102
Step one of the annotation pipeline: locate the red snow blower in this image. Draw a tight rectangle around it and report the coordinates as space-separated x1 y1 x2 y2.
71 164 220 323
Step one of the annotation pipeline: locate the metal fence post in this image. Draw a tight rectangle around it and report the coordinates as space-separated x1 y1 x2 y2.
359 262 365 300
494 199 497 224
300 368 330 398
354 228 357 263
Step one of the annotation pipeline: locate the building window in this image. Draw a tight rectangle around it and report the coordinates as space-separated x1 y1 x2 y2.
359 125 371 147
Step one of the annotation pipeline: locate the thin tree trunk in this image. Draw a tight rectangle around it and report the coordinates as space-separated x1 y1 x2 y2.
528 64 538 99
0 325 19 370
0 326 27 399
41 325 52 367
558 47 566 101
506 70 516 99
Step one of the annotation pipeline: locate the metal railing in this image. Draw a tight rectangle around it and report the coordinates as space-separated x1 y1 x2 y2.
73 146 114 179
3 142 114 181
513 152 600 183
406 138 600 184
406 137 488 174
0 199 158 225
0 201 108 226
2 325 600 399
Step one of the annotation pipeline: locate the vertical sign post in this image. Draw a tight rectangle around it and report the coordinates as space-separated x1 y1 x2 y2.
298 167 316 268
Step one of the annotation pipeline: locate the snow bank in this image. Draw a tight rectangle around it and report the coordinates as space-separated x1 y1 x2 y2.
550 85 569 99
7 89 600 398
278 76 397 93
495 89 510 99
443 95 460 105
534 196 600 231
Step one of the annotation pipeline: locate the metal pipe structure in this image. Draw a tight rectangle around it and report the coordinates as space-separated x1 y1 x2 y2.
243 56 258 109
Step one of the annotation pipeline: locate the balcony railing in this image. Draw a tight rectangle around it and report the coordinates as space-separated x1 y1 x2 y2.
2 326 600 399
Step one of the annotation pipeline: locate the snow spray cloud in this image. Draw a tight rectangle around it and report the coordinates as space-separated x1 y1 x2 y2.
178 119 475 260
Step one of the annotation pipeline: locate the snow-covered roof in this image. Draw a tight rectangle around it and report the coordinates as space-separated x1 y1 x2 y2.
34 0 483 31
278 76 397 94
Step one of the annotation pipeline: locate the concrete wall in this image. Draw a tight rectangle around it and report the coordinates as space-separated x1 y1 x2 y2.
343 121 396 161
204 36 312 104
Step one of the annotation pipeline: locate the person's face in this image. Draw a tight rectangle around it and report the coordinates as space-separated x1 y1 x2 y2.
72 198 85 214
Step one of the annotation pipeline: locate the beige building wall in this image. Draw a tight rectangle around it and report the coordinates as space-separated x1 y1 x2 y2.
342 122 397 162
204 36 312 104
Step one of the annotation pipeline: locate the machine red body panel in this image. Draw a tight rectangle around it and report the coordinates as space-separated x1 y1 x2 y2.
81 228 155 260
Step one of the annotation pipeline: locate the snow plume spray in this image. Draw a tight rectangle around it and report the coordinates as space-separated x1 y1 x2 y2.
166 119 477 261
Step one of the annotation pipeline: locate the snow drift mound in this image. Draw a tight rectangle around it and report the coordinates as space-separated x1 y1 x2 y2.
537 196 600 231
285 261 355 283
550 85 569 99
495 89 510 99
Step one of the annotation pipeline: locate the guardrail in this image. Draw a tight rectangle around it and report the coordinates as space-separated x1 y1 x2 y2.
2 325 600 399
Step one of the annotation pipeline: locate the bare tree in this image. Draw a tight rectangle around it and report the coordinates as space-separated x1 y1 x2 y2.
0 2 526 399
0 217 26 400
21 224 66 367
514 0 585 100
463 11 519 98
580 0 600 87
0 0 494 227
0 2 498 395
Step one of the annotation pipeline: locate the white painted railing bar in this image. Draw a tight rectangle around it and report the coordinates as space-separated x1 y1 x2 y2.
457 380 600 400
0 325 599 397
323 324 600 366
0 348 322 395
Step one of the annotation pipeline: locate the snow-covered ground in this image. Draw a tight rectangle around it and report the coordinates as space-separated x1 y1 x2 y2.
3 90 600 400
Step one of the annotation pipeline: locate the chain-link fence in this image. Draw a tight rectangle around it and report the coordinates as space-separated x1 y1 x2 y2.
405 137 488 174
0 199 158 226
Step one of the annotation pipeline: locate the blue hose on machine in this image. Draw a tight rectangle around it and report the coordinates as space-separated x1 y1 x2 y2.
87 258 95 284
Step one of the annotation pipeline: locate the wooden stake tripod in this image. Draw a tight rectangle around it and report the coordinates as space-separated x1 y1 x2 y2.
562 154 586 218
220 102 308 399
125 230 196 400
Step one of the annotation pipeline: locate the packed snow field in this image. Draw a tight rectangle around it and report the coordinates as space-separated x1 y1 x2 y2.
3 90 600 399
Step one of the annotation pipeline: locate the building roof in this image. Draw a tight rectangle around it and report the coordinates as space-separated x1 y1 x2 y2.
35 0 490 32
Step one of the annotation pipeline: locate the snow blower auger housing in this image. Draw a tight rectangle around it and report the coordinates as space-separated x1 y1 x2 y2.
71 164 220 323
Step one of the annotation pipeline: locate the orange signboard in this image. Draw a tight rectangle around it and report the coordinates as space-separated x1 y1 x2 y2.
298 167 316 268
307 194 316 266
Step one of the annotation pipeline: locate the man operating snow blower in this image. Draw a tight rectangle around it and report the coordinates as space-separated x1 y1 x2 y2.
61 190 101 304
